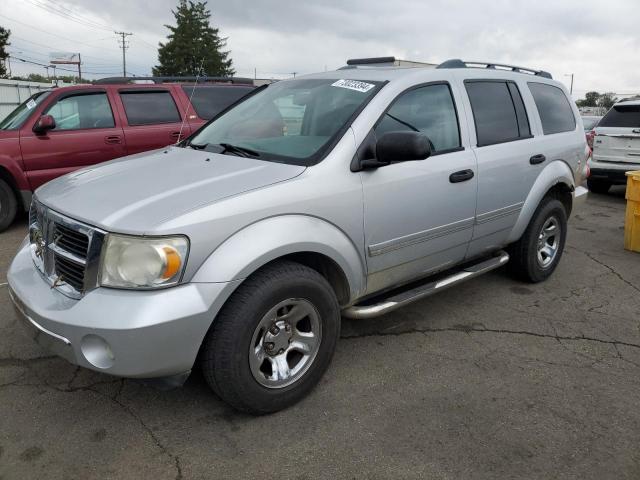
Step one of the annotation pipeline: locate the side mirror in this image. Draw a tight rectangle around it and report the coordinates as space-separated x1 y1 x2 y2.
375 131 432 164
33 115 56 134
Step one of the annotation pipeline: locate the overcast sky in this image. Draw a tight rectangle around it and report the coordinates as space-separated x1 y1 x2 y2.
2 0 639 99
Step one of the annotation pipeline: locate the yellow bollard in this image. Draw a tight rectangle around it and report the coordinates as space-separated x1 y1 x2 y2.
624 171 640 253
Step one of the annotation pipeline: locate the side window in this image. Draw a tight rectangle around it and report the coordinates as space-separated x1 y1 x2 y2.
182 85 254 120
375 83 461 153
465 81 530 146
119 91 181 126
528 82 576 134
45 92 115 131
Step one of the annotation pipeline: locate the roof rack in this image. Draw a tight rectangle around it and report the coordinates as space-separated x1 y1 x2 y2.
94 76 254 85
346 56 397 66
436 59 552 79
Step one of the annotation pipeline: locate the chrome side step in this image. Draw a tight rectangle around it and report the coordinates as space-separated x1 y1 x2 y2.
342 251 510 319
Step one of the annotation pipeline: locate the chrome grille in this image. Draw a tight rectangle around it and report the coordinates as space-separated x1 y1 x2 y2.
29 199 105 299
53 223 90 259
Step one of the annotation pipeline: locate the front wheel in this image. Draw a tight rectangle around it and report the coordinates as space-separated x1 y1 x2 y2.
200 260 341 414
0 179 18 232
508 197 568 283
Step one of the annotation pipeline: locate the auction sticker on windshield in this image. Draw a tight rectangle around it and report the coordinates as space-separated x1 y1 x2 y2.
331 79 375 93
26 99 37 110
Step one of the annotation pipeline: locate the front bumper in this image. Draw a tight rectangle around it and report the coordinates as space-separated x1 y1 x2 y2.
8 241 238 379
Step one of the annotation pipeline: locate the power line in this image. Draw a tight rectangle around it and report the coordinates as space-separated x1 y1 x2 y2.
9 35 147 68
8 55 125 75
0 13 115 50
23 0 115 32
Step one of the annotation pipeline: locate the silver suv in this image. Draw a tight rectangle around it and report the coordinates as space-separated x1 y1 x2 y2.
8 58 588 414
589 99 640 193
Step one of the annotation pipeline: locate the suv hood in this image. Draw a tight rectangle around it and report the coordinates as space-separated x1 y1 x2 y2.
35 146 305 232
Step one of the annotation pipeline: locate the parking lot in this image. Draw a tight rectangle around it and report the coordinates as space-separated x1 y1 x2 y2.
0 188 639 479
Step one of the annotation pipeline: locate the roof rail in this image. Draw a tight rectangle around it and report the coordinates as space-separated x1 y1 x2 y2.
436 59 553 79
346 56 396 66
94 76 254 85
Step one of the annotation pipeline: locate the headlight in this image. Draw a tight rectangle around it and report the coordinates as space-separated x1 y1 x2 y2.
100 234 189 289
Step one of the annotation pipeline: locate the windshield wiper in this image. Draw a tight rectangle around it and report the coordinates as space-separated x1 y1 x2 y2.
187 142 260 158
217 143 261 158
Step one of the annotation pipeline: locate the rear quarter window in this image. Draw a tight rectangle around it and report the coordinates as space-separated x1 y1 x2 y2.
182 85 254 120
528 82 576 134
119 90 181 125
598 104 640 128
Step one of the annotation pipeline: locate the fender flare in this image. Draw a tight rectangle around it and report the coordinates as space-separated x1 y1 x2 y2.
191 215 366 302
507 160 575 243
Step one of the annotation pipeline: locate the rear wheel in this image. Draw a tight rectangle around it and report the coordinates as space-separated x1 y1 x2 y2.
0 179 18 232
508 197 567 283
200 260 340 414
587 178 611 194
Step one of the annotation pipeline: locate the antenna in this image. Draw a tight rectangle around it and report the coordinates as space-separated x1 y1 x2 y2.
177 58 205 144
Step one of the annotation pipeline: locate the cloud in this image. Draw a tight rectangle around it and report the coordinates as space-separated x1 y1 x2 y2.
3 0 639 97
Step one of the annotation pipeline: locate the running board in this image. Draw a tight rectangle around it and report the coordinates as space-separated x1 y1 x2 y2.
342 251 510 319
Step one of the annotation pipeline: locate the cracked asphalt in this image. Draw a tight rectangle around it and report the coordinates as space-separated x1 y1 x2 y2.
1 188 640 480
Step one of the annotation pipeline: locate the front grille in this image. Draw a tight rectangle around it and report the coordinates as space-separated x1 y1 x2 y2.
54 255 86 292
53 223 89 259
29 200 105 299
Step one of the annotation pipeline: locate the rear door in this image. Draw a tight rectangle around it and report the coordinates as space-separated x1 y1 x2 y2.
19 89 126 189
115 88 191 155
461 78 542 257
593 103 640 165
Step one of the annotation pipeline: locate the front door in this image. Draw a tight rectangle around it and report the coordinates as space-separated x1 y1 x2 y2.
20 90 126 189
360 83 477 294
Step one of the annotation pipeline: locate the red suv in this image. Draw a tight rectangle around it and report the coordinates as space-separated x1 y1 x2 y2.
0 77 255 231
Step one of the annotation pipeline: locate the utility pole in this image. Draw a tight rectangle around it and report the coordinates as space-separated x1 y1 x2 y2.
77 53 82 83
115 31 133 77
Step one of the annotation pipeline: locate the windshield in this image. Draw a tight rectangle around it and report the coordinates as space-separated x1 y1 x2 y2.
0 91 51 130
188 78 383 165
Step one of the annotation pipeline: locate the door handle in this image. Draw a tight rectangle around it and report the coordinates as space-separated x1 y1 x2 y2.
449 169 475 183
104 135 122 144
529 154 546 165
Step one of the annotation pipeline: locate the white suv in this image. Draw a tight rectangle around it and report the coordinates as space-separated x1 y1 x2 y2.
589 99 640 193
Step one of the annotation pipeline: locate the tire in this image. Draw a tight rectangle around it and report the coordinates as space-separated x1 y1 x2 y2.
200 260 341 414
508 197 567 283
0 179 18 233
587 178 611 194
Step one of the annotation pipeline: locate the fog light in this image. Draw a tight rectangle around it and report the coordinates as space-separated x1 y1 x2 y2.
81 334 115 369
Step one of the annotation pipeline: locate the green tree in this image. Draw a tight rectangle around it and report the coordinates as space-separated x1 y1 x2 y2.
153 0 234 77
597 92 618 110
0 26 10 78
576 91 601 108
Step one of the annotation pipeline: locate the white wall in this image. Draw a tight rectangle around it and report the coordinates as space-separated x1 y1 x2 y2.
0 79 52 121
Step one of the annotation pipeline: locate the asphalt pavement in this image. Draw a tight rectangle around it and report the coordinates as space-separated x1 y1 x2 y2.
1 187 639 480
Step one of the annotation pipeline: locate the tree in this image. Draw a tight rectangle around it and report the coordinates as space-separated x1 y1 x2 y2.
597 92 618 110
576 91 600 108
0 26 10 78
153 0 234 77
576 91 618 110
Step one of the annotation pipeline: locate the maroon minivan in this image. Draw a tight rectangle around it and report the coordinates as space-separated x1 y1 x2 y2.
0 77 255 231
